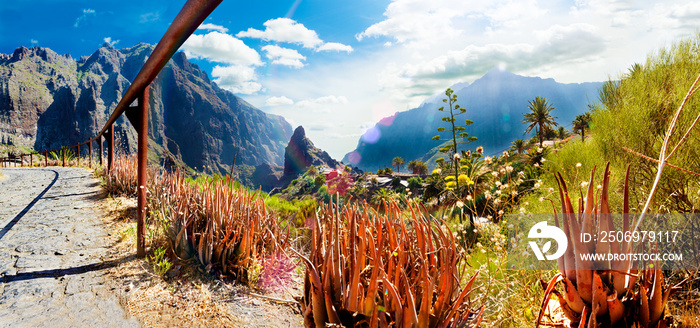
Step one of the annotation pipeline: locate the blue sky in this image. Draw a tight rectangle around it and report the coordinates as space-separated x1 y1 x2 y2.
2 0 700 159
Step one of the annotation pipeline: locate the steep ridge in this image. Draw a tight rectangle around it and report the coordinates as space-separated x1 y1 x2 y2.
343 69 603 171
0 43 292 174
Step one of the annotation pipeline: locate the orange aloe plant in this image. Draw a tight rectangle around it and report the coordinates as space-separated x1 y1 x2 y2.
537 163 687 327
299 200 484 327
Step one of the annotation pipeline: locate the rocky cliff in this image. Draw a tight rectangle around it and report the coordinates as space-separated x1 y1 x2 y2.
0 43 293 173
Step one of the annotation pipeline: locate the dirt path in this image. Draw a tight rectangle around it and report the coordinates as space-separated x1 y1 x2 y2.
0 167 138 327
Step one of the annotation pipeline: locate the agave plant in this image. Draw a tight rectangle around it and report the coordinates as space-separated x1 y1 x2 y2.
299 200 484 327
537 163 686 327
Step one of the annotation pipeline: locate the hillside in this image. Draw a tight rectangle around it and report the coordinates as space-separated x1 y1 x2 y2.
0 44 293 173
343 69 602 171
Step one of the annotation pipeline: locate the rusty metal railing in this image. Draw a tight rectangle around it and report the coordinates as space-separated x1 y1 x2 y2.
0 0 223 258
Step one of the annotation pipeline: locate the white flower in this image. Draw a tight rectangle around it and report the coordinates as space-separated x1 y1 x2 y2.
518 171 525 177
548 187 554 193
495 190 502 195
485 191 492 199
502 184 509 189
533 163 540 167
492 171 499 177
539 197 545 202
494 198 501 204
503 151 509 157
484 156 493 164
495 181 502 187
541 158 547 162
487 215 493 220
454 153 461 160
537 147 543 153
511 190 518 196
519 207 525 213
576 163 582 168
456 201 464 208
524 202 529 206
596 184 602 190
506 166 514 173
436 168 442 174
534 182 541 188
498 210 504 216
581 181 589 188
466 195 473 201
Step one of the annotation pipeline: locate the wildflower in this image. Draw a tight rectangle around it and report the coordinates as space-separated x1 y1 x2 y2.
487 215 493 220
476 146 484 154
454 153 461 160
519 207 525 213
524 202 529 206
465 150 471 158
511 190 518 196
502 183 509 189
506 166 514 173
539 197 545 202
541 158 547 162
537 147 543 153
456 201 465 208
492 171 499 177
458 174 474 185
576 163 582 168
432 168 442 175
466 195 473 201
581 181 589 188
499 168 506 175
495 181 502 187
495 190 502 195
494 198 501 204
485 191 492 199
484 156 493 164
533 163 540 167
596 184 602 190
503 151 509 157
538 180 542 184
498 210 504 216
534 182 541 188
548 187 554 193
518 171 525 177
445 175 455 181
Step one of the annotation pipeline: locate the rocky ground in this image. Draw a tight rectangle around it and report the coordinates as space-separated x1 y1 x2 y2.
0 167 304 327
0 167 138 327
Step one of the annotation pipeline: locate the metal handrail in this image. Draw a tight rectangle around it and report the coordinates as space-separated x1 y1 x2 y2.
0 0 223 257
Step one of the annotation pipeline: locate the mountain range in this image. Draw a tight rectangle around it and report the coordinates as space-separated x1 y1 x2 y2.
0 43 292 174
343 69 604 171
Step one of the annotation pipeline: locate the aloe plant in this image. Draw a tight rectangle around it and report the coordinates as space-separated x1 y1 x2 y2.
300 200 484 327
537 163 687 327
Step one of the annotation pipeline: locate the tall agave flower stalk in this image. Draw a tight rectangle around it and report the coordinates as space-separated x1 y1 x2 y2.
537 163 682 327
300 200 484 328
156 171 289 282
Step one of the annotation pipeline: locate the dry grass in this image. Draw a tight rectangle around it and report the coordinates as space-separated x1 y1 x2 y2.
100 195 303 328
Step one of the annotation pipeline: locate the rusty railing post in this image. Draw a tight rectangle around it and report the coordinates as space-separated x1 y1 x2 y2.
99 135 103 166
62 147 66 167
45 151 48 166
136 85 149 258
107 125 114 173
89 140 93 168
77 143 81 167
30 153 32 167
20 154 23 167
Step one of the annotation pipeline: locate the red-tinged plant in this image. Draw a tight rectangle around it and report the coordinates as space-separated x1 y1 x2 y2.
154 171 290 283
537 163 688 327
299 200 484 327
103 154 138 196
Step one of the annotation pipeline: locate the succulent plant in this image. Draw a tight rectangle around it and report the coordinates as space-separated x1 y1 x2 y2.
300 200 484 327
537 163 687 327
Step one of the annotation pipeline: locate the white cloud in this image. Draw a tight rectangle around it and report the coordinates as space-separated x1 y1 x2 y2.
211 65 262 95
262 45 306 68
380 23 605 106
30 39 38 45
296 95 349 113
103 37 119 47
74 8 95 28
237 18 323 48
197 23 229 33
182 31 262 66
316 42 353 53
140 12 160 23
266 96 294 106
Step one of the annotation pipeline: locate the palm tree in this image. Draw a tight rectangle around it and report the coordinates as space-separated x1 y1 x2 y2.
572 112 591 142
392 156 405 173
407 160 428 175
557 126 568 140
511 139 526 154
522 96 558 147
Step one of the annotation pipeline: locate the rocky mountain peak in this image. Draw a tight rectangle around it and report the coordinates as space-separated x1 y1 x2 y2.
283 126 339 176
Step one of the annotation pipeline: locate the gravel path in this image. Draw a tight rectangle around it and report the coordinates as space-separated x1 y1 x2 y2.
0 167 139 328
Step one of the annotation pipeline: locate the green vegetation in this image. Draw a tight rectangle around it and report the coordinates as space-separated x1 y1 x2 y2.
522 96 558 147
391 156 404 172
